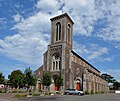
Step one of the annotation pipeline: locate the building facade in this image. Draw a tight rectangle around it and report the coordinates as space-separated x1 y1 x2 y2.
34 13 108 93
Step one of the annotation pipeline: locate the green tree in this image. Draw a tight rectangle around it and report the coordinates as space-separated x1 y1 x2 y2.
101 73 116 83
0 72 5 84
41 71 51 94
24 67 36 90
113 81 120 90
8 70 24 89
54 75 63 91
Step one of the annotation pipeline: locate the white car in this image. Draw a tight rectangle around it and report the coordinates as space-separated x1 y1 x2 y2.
64 89 84 95
115 90 120 94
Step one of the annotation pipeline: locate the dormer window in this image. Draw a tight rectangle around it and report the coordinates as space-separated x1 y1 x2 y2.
56 22 61 41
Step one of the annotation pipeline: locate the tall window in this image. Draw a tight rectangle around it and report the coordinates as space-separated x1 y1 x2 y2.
68 24 71 42
52 53 61 71
56 22 61 41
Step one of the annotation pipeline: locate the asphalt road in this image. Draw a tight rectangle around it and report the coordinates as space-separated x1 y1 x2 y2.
19 94 120 101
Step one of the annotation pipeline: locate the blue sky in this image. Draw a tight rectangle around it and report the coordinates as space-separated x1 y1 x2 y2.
0 0 120 81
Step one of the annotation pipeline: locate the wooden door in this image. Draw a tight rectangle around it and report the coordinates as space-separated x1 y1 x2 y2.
54 85 59 91
38 83 41 91
76 83 81 91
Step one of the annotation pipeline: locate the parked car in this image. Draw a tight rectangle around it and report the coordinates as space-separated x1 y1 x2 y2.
115 90 120 94
64 89 84 95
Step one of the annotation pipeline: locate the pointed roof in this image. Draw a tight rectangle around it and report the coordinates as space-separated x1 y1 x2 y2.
50 13 74 24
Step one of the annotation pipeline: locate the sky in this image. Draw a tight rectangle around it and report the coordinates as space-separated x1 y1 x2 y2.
0 0 120 81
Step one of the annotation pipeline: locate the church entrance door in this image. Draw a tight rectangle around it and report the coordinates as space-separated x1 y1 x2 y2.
38 83 41 91
76 83 81 91
54 85 59 91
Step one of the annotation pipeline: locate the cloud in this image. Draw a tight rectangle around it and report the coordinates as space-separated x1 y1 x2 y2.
62 0 97 36
73 41 89 54
36 0 62 14
0 18 7 24
12 12 51 33
35 0 99 36
12 14 23 22
0 13 51 67
96 0 120 44
0 32 49 66
0 0 119 69
62 0 120 48
73 41 112 62
87 47 108 60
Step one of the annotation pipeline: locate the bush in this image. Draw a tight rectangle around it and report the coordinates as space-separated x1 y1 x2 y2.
39 89 44 92
0 90 2 93
33 93 40 96
14 94 27 98
0 90 6 93
49 92 52 95
97 92 101 94
12 90 17 93
100 91 105 94
49 92 55 95
33 91 40 96
56 91 61 94
44 92 49 95
90 90 94 94
95 92 98 94
84 90 89 95
28 89 33 95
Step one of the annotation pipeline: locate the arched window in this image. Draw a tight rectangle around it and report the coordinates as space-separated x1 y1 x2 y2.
53 62 55 70
52 53 61 71
68 24 71 42
56 22 61 41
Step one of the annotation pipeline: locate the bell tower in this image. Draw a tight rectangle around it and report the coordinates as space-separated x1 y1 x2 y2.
44 13 74 91
50 13 74 49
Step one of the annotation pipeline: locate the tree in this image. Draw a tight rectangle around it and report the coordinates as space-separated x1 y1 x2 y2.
8 70 24 89
0 72 5 84
54 75 63 91
113 81 120 90
101 73 116 83
41 71 51 94
24 67 36 90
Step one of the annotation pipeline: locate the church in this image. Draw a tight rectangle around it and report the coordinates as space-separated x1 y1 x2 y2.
34 13 108 93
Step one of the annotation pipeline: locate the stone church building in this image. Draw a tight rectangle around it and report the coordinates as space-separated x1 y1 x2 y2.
35 13 108 93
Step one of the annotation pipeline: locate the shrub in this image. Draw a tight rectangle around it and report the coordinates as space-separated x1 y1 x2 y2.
56 91 61 94
33 93 40 96
84 90 89 95
0 90 2 93
100 91 105 94
12 90 17 93
33 91 40 96
95 92 98 94
49 92 55 95
0 90 6 93
90 90 94 94
97 92 101 94
14 94 27 98
39 89 44 92
45 92 49 95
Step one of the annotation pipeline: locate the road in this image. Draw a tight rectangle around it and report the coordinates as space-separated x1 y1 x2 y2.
0 93 120 101
19 94 120 101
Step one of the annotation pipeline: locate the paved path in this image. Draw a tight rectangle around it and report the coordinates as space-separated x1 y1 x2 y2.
0 93 120 101
20 93 120 101
0 93 19 101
